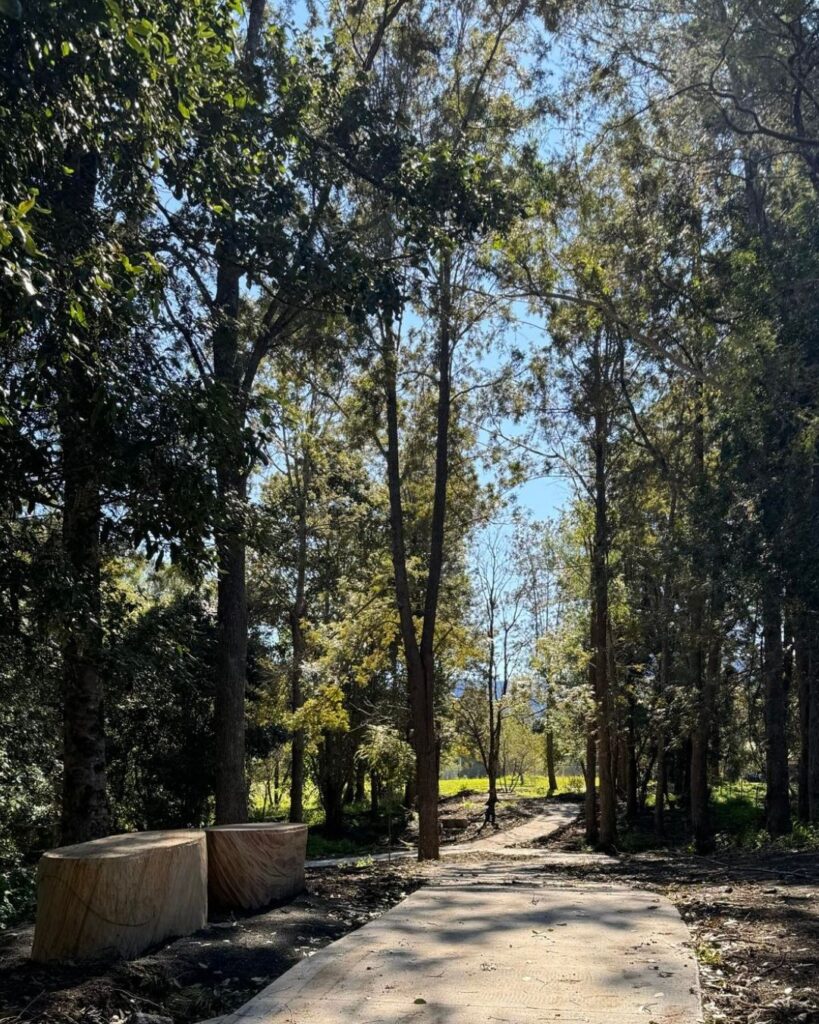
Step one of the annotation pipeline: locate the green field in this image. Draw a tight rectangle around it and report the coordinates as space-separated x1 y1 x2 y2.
439 774 586 799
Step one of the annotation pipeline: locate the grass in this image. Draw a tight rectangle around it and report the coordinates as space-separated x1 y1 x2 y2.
251 774 583 858
619 780 819 853
711 783 819 850
439 774 586 799
711 781 765 840
305 834 374 859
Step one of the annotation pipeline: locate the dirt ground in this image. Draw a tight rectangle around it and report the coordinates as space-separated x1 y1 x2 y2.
534 819 819 1024
2 802 817 1024
435 789 564 845
0 866 421 1024
0 793 542 1024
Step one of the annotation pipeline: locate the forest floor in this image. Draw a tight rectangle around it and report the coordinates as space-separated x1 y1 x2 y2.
1 796 817 1024
302 786 576 859
533 818 819 1024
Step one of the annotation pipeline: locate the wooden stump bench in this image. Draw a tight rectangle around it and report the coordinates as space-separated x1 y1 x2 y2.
31 830 207 962
206 823 307 912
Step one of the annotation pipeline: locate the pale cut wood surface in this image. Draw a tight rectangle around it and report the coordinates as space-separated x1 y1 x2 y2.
31 829 207 963
206 823 307 912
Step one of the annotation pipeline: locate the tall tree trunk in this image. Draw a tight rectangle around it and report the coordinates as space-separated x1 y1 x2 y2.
58 149 110 845
689 383 715 853
289 465 309 824
60 357 109 846
689 626 712 851
318 730 346 836
625 700 638 825
655 504 675 842
210 0 268 826
809 617 819 822
654 735 666 838
381 250 453 862
584 726 598 845
762 579 792 835
288 603 306 823
486 595 499 819
691 606 721 853
370 771 380 816
796 622 810 822
383 326 439 859
355 762 367 804
413 252 453 859
214 466 248 824
212 253 249 825
546 730 558 794
810 646 819 823
591 334 617 850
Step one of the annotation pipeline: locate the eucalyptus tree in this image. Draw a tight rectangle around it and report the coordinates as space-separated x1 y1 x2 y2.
564 0 819 835
343 0 534 859
157 0 412 822
0 0 235 842
250 343 387 827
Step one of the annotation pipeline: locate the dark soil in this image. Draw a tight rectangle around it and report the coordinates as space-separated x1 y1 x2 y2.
4 804 816 1024
0 866 422 1024
0 797 554 1024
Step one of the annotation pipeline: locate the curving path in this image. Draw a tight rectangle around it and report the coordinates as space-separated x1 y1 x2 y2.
202 804 703 1024
306 802 580 869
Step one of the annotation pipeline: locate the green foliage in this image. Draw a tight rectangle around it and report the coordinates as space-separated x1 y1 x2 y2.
0 844 35 930
356 726 415 793
105 570 217 830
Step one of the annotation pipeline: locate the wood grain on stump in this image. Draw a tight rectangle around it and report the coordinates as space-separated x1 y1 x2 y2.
206 823 307 912
31 830 207 963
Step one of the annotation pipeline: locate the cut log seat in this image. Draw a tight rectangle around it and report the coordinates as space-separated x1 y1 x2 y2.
31 830 207 963
206 822 308 912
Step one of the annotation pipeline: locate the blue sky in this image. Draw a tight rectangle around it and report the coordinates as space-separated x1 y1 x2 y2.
516 473 571 520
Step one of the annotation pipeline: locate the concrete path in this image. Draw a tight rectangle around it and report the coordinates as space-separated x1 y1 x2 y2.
306 803 579 869
205 881 702 1024
203 806 702 1024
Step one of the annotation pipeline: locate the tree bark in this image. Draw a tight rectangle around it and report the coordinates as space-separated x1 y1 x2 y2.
370 771 380 816
654 734 666 838
762 578 792 835
691 609 721 854
591 334 617 851
625 700 638 825
57 149 110 846
60 355 109 845
689 383 716 853
584 726 598 845
795 619 810 821
810 639 819 823
318 731 346 836
546 730 558 794
381 249 454 862
212 252 249 824
288 462 309 824
355 762 367 804
210 0 268 825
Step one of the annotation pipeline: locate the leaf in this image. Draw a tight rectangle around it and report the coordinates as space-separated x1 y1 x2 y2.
69 301 87 327
177 100 191 120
